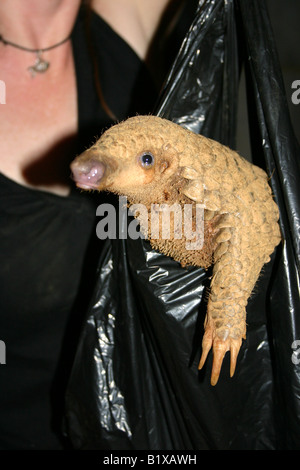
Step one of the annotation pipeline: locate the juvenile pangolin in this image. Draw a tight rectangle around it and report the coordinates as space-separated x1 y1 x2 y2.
71 115 281 385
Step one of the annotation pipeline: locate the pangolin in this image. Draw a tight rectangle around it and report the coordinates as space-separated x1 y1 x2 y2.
71 115 281 385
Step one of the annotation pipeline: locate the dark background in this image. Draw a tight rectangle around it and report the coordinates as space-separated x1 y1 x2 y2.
237 0 300 160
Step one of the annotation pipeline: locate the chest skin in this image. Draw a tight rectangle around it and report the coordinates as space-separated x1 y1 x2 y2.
0 43 77 196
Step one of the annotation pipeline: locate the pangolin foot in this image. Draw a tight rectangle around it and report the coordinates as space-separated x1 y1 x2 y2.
198 321 243 386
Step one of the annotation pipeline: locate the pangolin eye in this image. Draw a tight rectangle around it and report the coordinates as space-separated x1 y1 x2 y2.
140 152 154 168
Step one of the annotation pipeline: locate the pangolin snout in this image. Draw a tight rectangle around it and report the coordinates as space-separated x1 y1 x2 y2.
71 154 106 190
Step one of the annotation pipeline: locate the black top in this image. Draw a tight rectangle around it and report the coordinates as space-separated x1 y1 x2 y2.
0 9 158 449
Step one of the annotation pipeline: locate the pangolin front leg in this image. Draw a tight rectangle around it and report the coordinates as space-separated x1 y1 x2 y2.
182 162 280 385
198 222 249 386
198 193 279 385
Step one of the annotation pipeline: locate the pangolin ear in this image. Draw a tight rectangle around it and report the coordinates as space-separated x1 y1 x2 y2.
159 161 169 173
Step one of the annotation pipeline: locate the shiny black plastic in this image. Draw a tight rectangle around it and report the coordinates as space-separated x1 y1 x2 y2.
66 0 300 449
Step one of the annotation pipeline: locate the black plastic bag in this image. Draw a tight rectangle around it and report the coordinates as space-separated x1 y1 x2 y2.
66 0 300 450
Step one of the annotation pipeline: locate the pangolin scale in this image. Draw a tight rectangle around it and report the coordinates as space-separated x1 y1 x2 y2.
71 115 281 385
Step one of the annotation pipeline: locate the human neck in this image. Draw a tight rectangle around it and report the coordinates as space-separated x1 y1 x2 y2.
0 0 81 50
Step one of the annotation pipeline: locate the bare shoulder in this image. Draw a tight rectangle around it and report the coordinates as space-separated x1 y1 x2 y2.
91 0 174 59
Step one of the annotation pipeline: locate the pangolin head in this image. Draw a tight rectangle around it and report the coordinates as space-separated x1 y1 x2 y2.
71 115 191 204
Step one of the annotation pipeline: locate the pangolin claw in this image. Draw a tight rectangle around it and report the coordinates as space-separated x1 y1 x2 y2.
198 326 243 386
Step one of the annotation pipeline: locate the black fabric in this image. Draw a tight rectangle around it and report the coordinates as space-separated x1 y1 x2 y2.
0 7 160 450
0 178 95 449
65 0 300 450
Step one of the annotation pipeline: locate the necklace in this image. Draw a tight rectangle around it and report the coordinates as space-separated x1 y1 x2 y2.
0 33 71 77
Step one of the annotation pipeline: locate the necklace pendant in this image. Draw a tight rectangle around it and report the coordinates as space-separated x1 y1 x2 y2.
28 51 50 77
